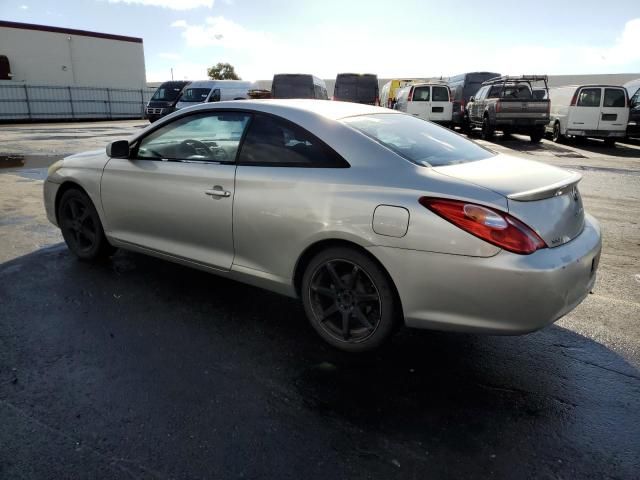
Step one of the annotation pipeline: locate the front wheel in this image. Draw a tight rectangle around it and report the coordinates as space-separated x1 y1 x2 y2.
552 122 564 143
58 188 115 261
301 247 398 352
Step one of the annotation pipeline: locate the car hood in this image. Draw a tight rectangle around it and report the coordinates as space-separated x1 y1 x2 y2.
431 154 581 201
62 149 109 169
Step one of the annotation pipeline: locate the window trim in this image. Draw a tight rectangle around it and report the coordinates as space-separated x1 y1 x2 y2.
131 110 252 165
236 111 350 168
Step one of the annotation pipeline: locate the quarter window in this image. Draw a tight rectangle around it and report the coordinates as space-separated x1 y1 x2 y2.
237 114 348 167
136 112 251 162
603 88 626 107
577 88 601 107
412 86 430 102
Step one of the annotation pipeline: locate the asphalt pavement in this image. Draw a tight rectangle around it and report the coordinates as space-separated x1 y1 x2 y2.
1 121 639 479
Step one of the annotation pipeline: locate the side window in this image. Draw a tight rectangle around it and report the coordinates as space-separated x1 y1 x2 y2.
237 114 348 168
412 86 430 102
603 88 626 107
577 88 602 107
136 112 251 162
432 86 449 102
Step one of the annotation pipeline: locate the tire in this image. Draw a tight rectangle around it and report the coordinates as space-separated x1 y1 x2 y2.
552 122 564 143
57 188 115 261
530 128 544 143
603 138 616 148
301 247 398 352
502 127 512 138
481 116 494 140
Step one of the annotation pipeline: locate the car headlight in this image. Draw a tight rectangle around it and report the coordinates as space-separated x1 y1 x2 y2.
47 159 64 177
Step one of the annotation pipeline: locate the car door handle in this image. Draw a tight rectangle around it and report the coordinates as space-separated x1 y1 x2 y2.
204 187 230 198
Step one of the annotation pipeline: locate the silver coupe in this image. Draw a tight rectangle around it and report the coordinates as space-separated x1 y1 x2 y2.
44 100 601 351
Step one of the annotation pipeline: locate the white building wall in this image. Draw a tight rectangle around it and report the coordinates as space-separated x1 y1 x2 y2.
0 23 146 89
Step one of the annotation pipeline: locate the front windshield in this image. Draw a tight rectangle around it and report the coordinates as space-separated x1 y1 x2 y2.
151 85 183 101
342 113 494 167
180 88 211 102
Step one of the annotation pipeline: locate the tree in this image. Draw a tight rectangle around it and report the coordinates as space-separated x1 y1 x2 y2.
207 63 241 80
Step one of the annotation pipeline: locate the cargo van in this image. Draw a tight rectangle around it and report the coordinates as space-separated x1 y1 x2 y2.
379 79 417 109
145 80 190 122
333 73 379 105
394 82 453 126
174 80 252 111
271 74 328 99
623 78 640 138
546 85 629 146
447 72 500 130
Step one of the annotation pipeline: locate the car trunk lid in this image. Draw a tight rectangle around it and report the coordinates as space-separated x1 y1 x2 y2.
432 155 585 247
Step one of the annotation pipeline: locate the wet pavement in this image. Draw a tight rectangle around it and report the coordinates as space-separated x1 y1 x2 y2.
1 121 639 479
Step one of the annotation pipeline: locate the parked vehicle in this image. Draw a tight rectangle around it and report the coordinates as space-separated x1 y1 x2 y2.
394 82 453 126
145 81 190 123
44 100 601 352
380 79 416 109
448 72 500 130
174 80 252 110
623 78 640 139
333 73 379 105
467 75 549 142
546 85 629 146
271 74 328 99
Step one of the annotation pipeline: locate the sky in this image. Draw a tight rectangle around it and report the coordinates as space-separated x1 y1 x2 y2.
1 0 639 82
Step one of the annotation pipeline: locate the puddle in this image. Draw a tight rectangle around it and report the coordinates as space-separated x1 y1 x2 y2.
560 165 640 176
0 154 64 171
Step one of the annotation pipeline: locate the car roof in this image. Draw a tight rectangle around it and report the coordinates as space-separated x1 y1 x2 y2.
180 99 398 121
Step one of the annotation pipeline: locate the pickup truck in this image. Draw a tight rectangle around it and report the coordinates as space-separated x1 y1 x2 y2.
467 75 550 142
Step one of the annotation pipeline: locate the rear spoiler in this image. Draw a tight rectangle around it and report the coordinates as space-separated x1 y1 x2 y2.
507 172 582 202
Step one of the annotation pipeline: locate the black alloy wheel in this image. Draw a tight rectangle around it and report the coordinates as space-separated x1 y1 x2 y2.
302 247 398 352
58 189 115 261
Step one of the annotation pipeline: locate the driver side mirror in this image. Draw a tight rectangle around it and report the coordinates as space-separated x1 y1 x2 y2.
106 140 129 158
469 96 475 102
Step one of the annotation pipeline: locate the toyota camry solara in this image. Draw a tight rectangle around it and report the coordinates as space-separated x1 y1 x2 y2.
44 100 601 352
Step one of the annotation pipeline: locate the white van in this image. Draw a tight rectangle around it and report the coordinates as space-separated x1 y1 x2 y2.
394 82 453 126
546 85 629 146
175 80 252 110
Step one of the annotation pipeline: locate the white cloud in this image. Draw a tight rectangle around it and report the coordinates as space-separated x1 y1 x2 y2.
171 16 272 49
108 0 213 10
19 4 29 9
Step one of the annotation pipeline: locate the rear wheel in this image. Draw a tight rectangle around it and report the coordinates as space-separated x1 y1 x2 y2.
530 127 544 143
552 122 564 143
481 116 495 140
603 138 616 148
58 188 115 261
301 247 398 352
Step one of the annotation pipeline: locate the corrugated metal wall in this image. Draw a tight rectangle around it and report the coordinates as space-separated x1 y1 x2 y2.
0 83 156 121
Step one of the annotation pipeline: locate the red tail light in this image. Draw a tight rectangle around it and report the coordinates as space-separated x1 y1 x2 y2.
495 100 502 113
408 87 414 101
460 99 465 112
419 198 547 255
570 89 579 106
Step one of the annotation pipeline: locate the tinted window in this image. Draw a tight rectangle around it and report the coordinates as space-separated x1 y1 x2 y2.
137 112 251 162
488 84 532 99
577 88 601 107
631 88 640 106
151 85 184 101
412 86 430 102
181 88 211 102
238 114 348 167
272 76 314 99
603 88 626 107
343 114 493 167
432 86 449 101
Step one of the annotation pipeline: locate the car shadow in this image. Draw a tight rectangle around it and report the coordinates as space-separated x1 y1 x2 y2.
1 245 639 479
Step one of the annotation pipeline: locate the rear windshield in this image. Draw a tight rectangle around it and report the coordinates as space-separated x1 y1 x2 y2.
488 84 532 99
273 76 314 99
181 88 211 102
603 88 626 107
335 75 378 102
342 114 493 167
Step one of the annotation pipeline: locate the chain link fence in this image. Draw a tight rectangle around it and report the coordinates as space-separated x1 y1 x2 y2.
0 83 156 121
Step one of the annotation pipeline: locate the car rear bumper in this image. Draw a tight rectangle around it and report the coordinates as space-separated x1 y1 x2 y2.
368 214 601 335
567 129 626 138
626 121 640 137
